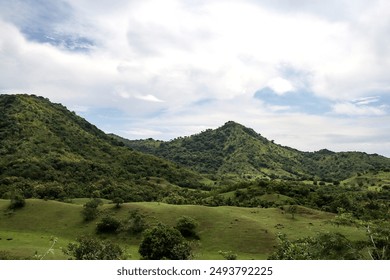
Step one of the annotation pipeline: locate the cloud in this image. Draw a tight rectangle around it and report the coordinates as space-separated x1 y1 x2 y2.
134 94 165 103
332 102 387 116
267 77 295 95
1 0 390 156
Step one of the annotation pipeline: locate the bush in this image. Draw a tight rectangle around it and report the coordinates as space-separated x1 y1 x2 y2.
175 216 199 239
112 197 124 208
122 210 148 234
82 198 102 222
96 215 122 234
64 236 124 260
139 223 192 260
8 192 26 210
219 250 237 260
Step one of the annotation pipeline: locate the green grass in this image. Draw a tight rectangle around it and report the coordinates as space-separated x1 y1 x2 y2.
0 199 367 260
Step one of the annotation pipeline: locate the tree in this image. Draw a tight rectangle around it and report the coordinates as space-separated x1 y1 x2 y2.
112 197 124 208
96 215 122 234
64 236 124 260
82 198 102 222
269 232 361 260
366 224 390 260
8 191 26 210
122 210 148 234
175 216 199 239
138 223 192 260
287 205 297 219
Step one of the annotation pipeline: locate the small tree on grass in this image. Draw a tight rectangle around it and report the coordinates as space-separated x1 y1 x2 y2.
82 198 103 222
287 205 297 219
175 216 199 239
96 215 122 234
112 197 124 209
139 223 192 260
64 236 124 260
8 191 26 210
122 210 148 234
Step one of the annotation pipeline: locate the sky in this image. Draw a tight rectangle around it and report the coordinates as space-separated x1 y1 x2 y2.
1 0 390 157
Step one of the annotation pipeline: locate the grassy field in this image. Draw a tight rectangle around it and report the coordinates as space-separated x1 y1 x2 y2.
0 199 366 260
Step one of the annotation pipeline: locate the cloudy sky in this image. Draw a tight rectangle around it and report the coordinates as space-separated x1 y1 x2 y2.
1 0 390 156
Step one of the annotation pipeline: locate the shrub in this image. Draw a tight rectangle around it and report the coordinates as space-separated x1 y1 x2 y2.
8 192 26 210
218 250 237 260
122 210 148 234
82 198 102 222
175 216 199 239
139 223 192 260
96 215 122 234
64 236 124 260
112 197 124 208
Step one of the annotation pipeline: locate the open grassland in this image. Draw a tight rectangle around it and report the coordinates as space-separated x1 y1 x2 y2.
0 199 366 260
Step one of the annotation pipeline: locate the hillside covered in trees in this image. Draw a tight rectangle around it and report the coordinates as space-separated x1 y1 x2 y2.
0 94 206 202
1 94 390 260
116 121 390 182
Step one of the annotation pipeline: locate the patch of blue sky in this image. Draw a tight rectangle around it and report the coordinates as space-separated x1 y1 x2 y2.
192 98 215 106
254 87 332 115
77 107 129 128
0 0 94 52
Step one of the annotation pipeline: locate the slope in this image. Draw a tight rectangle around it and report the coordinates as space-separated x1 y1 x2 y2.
0 94 205 201
118 121 390 181
0 199 367 260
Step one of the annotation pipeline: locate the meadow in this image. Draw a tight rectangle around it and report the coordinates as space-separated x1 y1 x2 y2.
0 199 366 260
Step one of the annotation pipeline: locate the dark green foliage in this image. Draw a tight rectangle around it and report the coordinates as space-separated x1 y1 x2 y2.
269 232 361 260
121 121 390 181
218 250 237 260
8 191 26 210
64 236 124 260
122 210 148 234
138 223 192 260
82 198 102 222
112 197 124 208
175 216 199 239
0 94 206 202
287 205 297 219
366 224 390 260
96 215 122 234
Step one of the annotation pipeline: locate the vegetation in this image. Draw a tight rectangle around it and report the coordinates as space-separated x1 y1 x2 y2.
82 198 102 222
96 216 121 234
0 94 206 203
1 94 390 260
175 216 199 239
64 236 124 260
8 191 26 210
122 210 148 235
138 223 192 260
269 232 362 260
119 121 390 182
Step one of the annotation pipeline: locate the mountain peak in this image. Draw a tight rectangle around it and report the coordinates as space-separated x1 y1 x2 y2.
0 93 205 200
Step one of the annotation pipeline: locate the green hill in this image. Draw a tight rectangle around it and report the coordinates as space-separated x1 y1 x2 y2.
0 199 366 260
118 121 390 181
0 94 206 201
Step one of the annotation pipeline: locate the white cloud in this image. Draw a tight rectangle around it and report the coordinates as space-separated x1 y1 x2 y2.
332 102 387 116
134 94 164 103
1 0 390 156
267 77 295 95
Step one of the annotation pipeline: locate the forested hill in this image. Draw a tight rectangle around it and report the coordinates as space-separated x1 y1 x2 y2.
117 121 390 181
0 94 205 201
